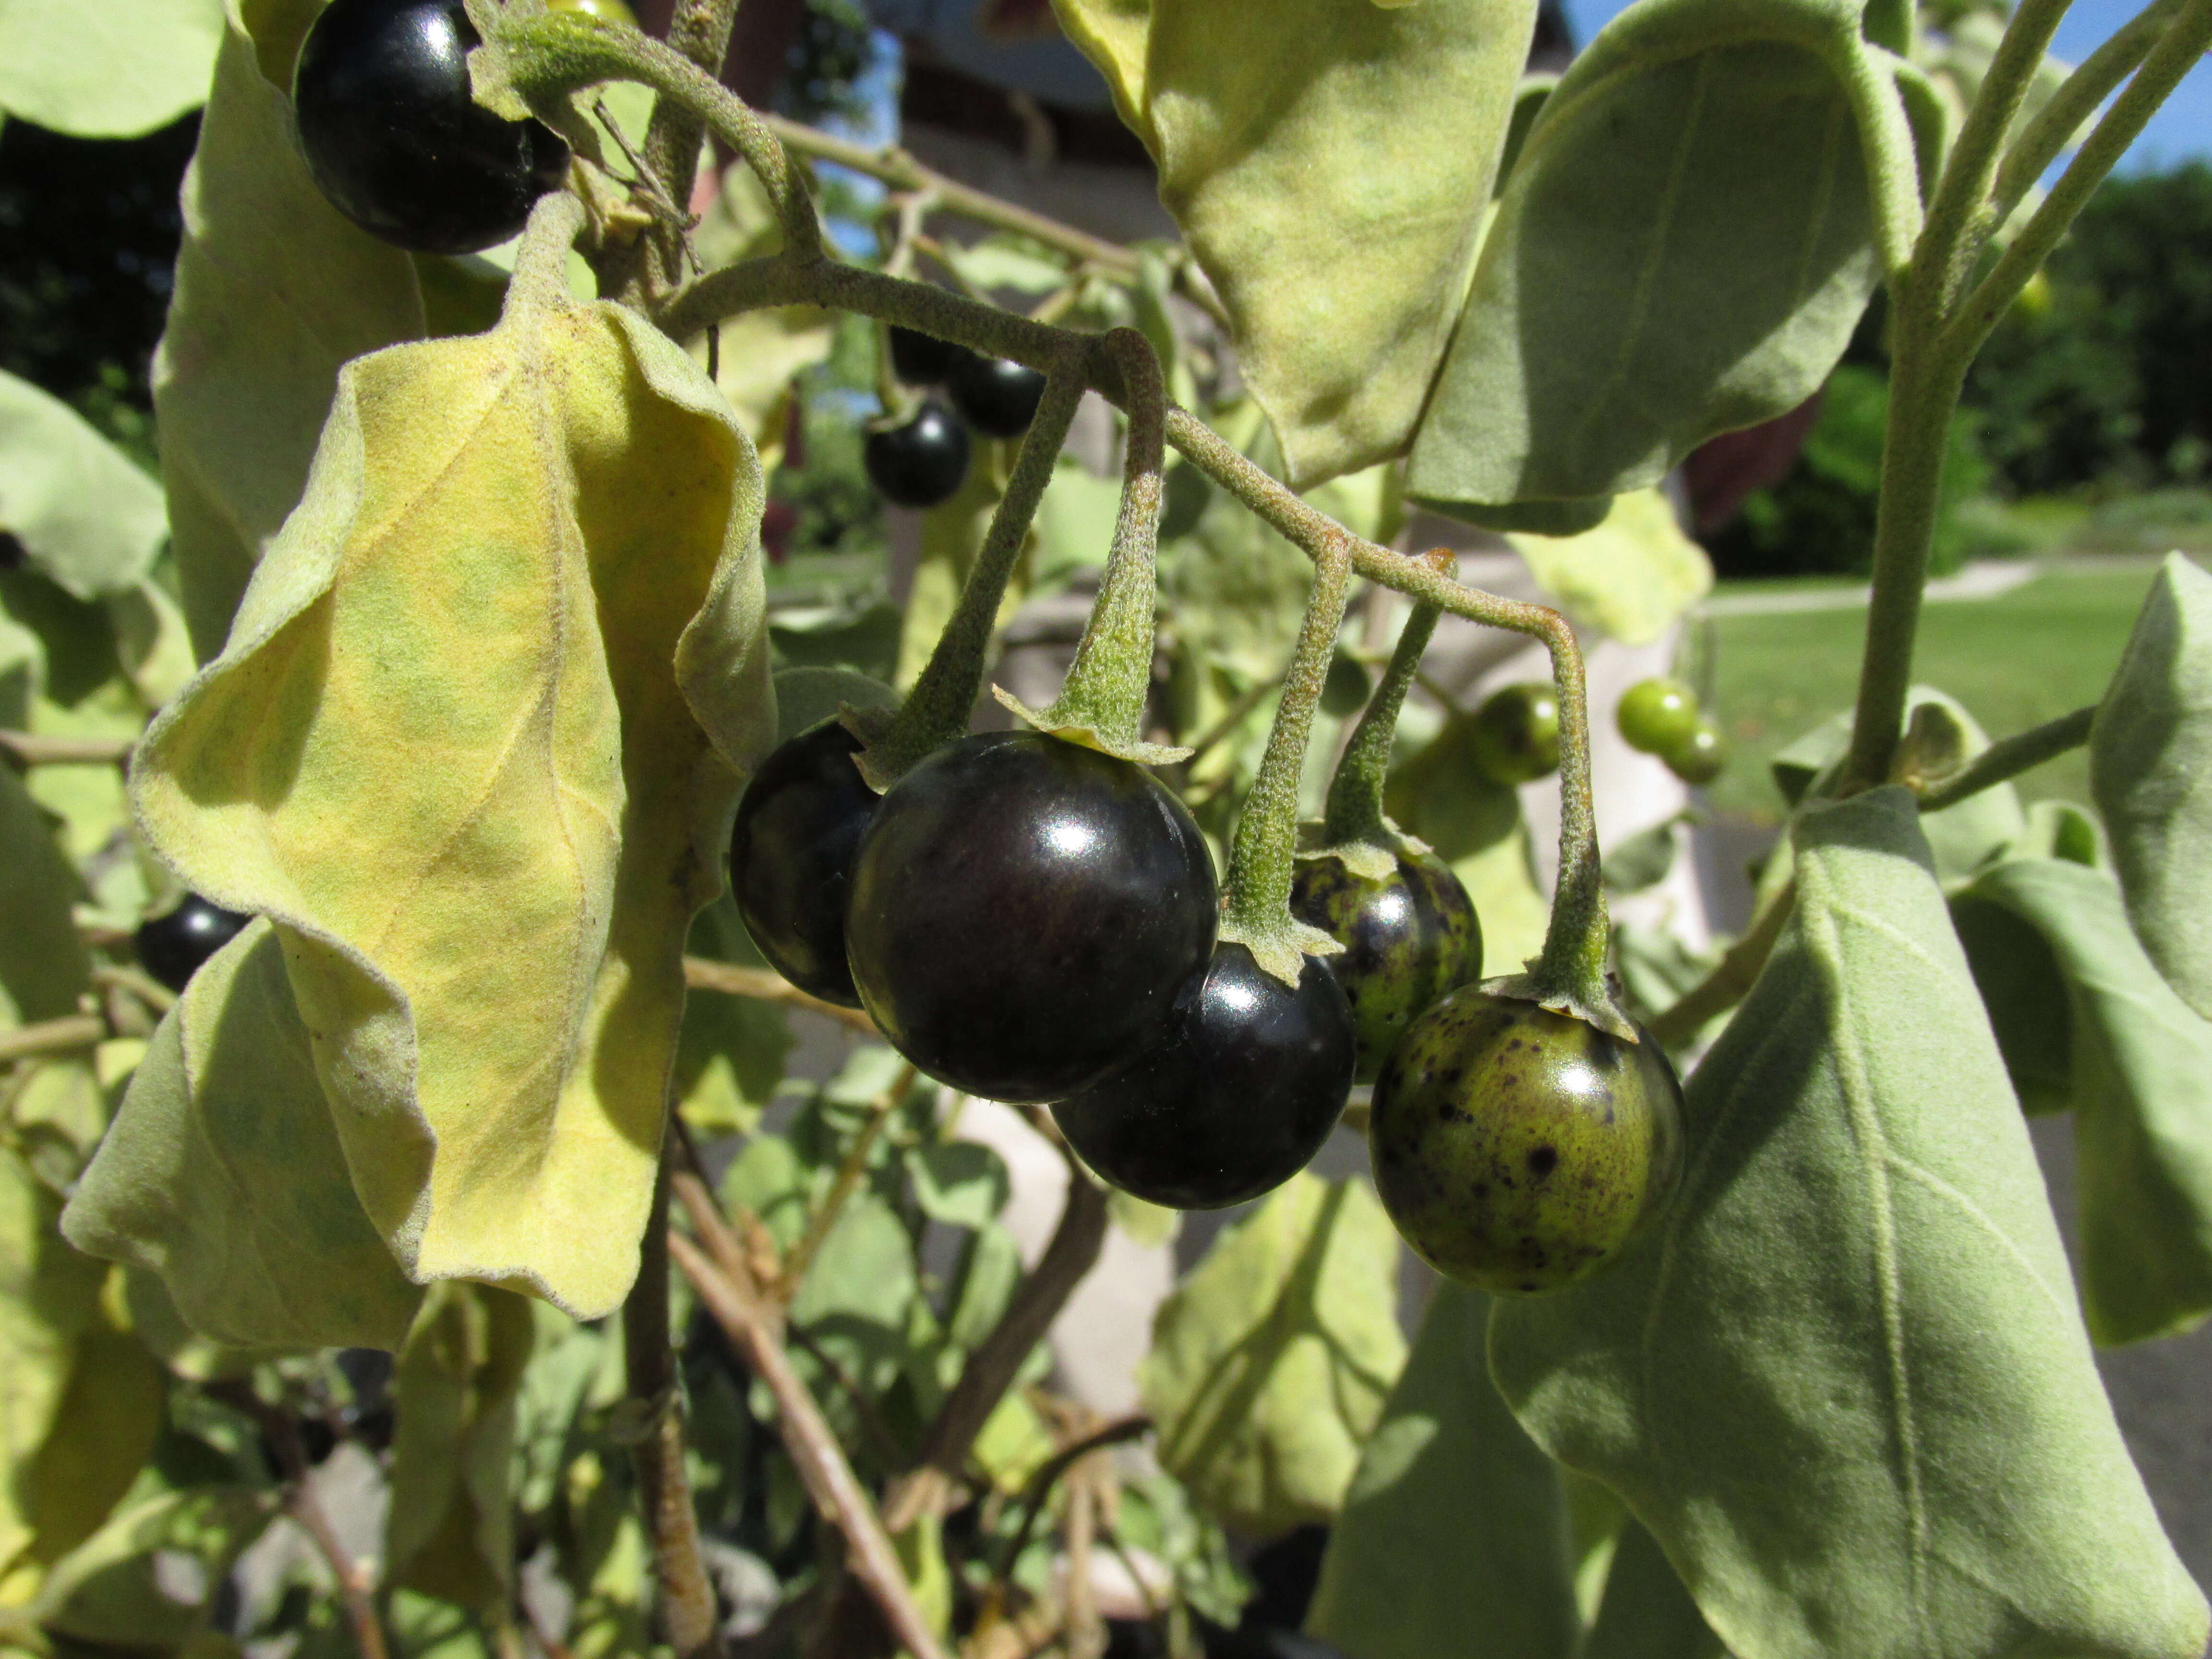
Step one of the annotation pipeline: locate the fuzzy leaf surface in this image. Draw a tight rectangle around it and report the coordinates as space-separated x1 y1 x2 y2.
2091 553 2212 1022
1305 1283 1579 1659
1052 0 1534 487
131 290 772 1320
1490 788 2207 1659
152 0 424 659
1410 0 1905 509
1141 1174 1407 1539
63 921 425 1352
1956 856 2212 1346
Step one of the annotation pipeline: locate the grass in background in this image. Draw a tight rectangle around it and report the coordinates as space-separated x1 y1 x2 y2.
1701 565 2166 822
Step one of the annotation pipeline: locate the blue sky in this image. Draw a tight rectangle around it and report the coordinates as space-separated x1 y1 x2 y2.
1561 0 2212 169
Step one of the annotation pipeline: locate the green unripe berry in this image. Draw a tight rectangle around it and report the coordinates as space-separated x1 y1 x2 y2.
1369 988 1684 1294
1666 718 1728 786
1617 677 1700 756
1469 682 1560 784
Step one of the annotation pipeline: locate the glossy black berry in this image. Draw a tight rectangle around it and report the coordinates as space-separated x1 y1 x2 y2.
135 895 250 993
948 355 1049 438
888 325 974 387
844 731 1217 1103
1053 943 1354 1209
729 720 877 1007
1617 678 1700 756
1469 682 1560 784
864 401 972 509
1370 989 1683 1294
1290 850 1482 1083
293 0 571 255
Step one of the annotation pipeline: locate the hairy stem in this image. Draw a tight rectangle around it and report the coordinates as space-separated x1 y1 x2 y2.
1918 704 2097 811
625 1151 725 1659
863 366 1087 787
1321 585 1446 850
1219 544 1354 976
1990 0 2182 221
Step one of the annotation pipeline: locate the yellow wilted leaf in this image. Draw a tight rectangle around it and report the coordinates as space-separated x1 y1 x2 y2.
1052 0 1533 488
130 275 774 1321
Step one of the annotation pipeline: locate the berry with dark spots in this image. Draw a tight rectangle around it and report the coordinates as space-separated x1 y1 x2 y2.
1052 943 1354 1209
1288 849 1482 1082
1369 987 1683 1293
729 719 878 1007
844 731 1217 1103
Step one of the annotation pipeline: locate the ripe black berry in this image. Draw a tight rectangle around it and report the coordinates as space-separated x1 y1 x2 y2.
135 895 251 993
1370 989 1683 1293
888 325 974 386
844 732 1217 1103
948 355 1049 439
293 0 571 255
1053 943 1354 1209
729 720 877 1007
1289 850 1482 1082
864 401 972 509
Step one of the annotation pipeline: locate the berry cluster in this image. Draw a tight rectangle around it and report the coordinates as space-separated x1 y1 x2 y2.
863 328 1050 508
1617 676 1729 784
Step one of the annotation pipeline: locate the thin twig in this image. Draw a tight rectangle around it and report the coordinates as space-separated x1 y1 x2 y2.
206 1382 387 1659
0 1013 106 1065
669 1229 951 1659
625 1148 726 1659
90 963 178 1016
1646 879 1797 1049
995 1418 1153 1588
1918 704 2097 812
683 956 878 1034
0 731 135 767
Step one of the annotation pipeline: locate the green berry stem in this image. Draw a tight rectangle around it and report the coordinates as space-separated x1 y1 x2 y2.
997 329 1187 764
855 364 1088 791
1522 619 1619 1031
1320 585 1446 853
1218 544 1354 989
509 188 588 312
473 5 824 263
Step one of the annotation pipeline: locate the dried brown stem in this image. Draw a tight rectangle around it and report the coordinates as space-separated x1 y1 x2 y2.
625 1150 726 1659
0 731 134 766
683 955 878 1033
669 1228 951 1659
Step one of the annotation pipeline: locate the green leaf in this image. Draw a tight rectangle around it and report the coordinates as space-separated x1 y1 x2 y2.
386 1285 536 1614
1581 1520 1727 1659
0 370 166 600
906 1142 1011 1231
771 665 898 746
1409 0 1910 509
676 896 795 1140
1949 889 2073 1116
0 0 224 138
1052 0 1536 488
1140 1174 1407 1539
32 1485 276 1649
0 605 40 730
2090 553 2212 1022
1305 1283 1580 1659
0 763 90 1030
132 283 773 1321
788 1192 918 1404
1491 788 2208 1658
153 1 424 659
1956 857 2212 1346
1508 488 1713 647
63 920 425 1352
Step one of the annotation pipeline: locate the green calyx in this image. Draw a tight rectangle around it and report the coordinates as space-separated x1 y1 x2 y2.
998 330 1191 767
1218 546 1356 989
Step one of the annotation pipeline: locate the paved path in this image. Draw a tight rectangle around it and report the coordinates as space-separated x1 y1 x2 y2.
1701 554 2166 617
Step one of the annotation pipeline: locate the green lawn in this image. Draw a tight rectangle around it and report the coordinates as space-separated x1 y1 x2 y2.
1702 567 2165 823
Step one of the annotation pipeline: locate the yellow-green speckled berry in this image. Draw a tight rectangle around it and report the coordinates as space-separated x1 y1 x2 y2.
1369 987 1683 1293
